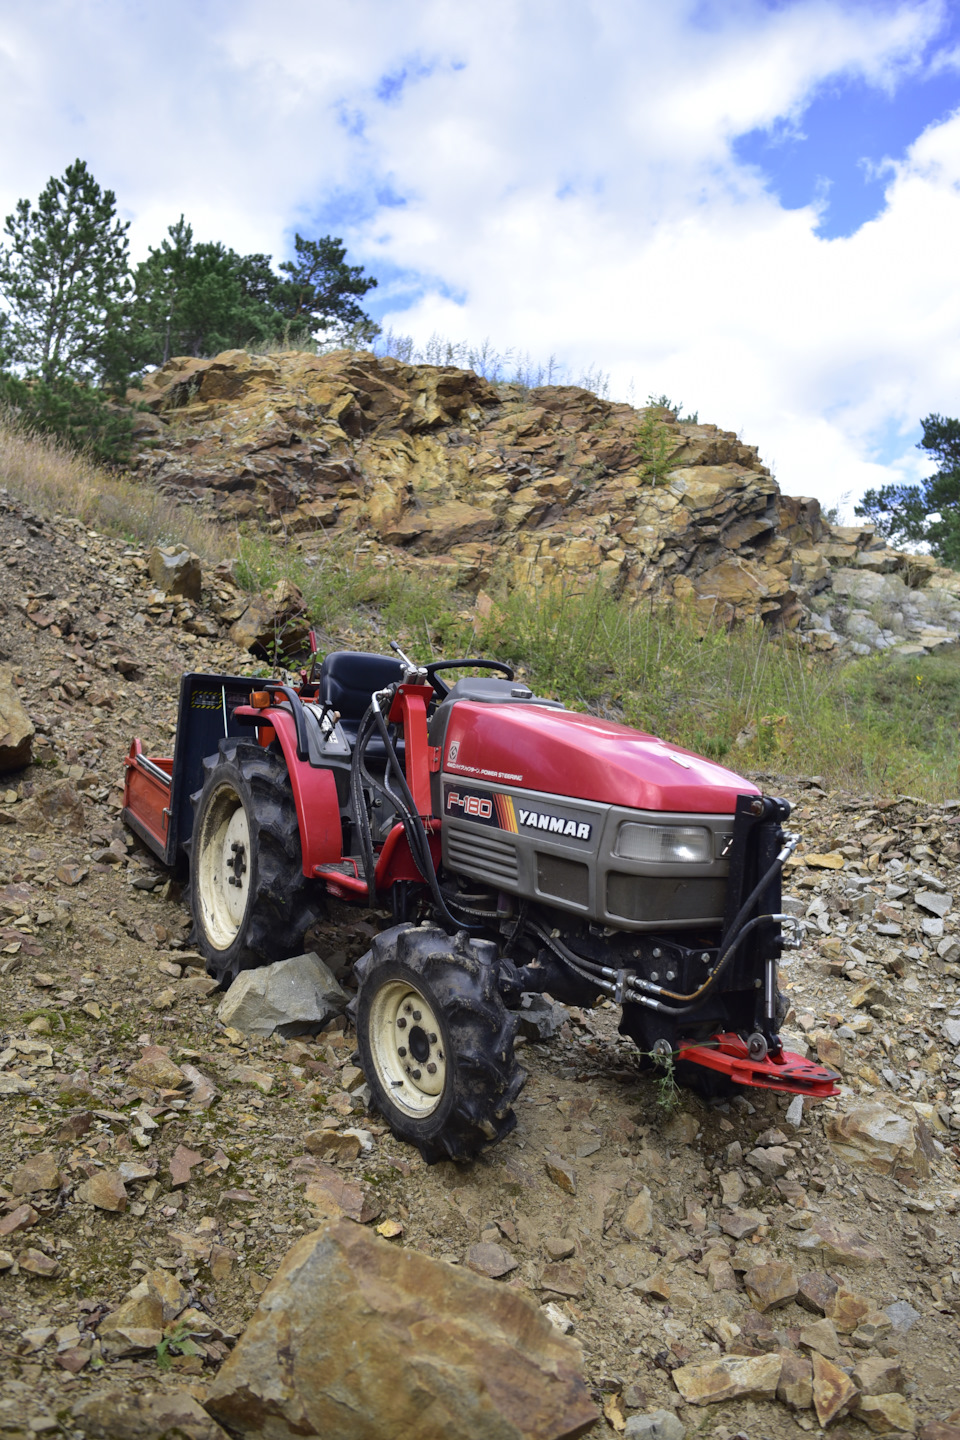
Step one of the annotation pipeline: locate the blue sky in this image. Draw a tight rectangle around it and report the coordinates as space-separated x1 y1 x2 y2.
2 0 960 512
734 7 960 239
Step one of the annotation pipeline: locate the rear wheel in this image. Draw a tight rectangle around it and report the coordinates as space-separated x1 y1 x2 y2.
188 740 322 986
355 924 526 1162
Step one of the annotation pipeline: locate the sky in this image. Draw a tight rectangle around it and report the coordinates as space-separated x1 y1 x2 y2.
2 0 960 515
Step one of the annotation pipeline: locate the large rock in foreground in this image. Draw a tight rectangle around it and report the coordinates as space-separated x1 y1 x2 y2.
216 952 347 1038
204 1220 599 1440
0 664 33 771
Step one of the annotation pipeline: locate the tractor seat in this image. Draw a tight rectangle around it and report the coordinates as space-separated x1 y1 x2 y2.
318 651 405 745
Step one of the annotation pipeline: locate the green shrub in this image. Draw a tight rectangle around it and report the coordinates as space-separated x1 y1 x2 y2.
0 373 135 464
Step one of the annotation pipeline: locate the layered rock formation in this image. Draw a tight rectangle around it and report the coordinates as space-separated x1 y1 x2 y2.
129 349 960 656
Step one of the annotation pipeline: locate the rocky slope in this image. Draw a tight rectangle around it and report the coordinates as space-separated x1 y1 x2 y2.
0 490 959 1438
127 348 960 658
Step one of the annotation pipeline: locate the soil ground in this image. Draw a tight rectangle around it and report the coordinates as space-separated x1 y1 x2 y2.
0 491 958 1438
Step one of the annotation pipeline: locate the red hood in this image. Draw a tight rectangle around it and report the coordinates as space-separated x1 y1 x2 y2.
443 703 759 814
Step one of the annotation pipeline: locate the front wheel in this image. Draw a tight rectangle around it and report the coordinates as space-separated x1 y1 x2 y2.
187 739 323 986
355 925 526 1162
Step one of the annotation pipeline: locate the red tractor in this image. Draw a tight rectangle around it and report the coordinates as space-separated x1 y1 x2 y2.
123 644 837 1161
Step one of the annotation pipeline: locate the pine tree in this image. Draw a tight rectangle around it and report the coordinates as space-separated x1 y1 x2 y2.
273 233 378 343
856 414 960 569
0 159 131 386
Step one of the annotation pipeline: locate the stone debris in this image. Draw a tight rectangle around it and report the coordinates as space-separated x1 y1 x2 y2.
858 1393 917 1432
543 1154 578 1194
204 1219 599 1440
126 1043 186 1090
465 1241 519 1279
776 1353 814 1409
216 951 347 1037
10 1150 60 1194
302 1163 381 1224
795 1218 885 1266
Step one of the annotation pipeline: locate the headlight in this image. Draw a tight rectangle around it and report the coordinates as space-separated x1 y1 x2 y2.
616 822 712 864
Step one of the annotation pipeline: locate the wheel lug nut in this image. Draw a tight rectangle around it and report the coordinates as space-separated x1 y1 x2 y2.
397 1046 406 1057
397 1017 406 1029
412 1010 422 1022
428 1032 437 1043
426 1062 437 1075
411 1068 422 1080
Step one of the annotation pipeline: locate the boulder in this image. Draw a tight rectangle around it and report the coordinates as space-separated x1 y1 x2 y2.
672 1353 781 1405
71 1391 229 1440
204 1220 599 1440
217 952 347 1038
147 544 202 601
795 1218 885 1267
229 579 309 657
624 1412 686 1440
77 1170 128 1213
825 1103 929 1178
11 1151 60 1195
0 665 33 771
743 1260 798 1312
17 779 85 833
97 1282 164 1358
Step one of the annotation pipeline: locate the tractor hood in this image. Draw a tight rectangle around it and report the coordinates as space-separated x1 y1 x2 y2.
440 701 759 814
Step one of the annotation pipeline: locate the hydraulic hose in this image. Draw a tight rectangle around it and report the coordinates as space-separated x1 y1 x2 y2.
360 687 480 933
645 835 798 1005
525 835 797 1016
624 912 789 1015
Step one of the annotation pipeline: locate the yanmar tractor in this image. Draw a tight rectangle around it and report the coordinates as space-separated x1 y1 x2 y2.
122 645 838 1161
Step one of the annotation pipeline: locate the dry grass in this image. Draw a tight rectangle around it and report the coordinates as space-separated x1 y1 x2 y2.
0 419 232 565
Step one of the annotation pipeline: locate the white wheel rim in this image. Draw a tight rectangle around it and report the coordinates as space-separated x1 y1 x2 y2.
367 979 447 1118
196 782 252 950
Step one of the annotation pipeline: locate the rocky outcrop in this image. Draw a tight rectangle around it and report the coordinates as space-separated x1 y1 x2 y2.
129 348 960 654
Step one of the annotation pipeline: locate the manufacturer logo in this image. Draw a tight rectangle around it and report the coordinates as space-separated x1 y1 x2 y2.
447 741 459 763
517 808 591 841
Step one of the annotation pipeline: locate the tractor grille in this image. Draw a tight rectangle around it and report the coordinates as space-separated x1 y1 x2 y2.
446 826 519 887
606 872 726 924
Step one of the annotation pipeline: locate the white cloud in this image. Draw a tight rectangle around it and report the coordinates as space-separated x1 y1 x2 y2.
0 0 957 512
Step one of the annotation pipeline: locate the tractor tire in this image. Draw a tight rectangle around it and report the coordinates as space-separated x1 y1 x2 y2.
187 739 322 987
355 924 526 1163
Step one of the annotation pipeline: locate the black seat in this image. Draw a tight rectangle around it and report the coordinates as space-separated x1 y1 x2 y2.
318 651 405 742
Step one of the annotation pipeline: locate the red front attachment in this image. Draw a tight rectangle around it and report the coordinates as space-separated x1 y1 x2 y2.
678 1032 840 1100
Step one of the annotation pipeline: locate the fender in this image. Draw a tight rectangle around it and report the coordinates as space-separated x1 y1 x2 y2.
375 819 442 890
236 705 342 876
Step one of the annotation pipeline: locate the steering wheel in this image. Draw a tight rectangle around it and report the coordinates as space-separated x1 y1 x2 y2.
424 657 515 700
